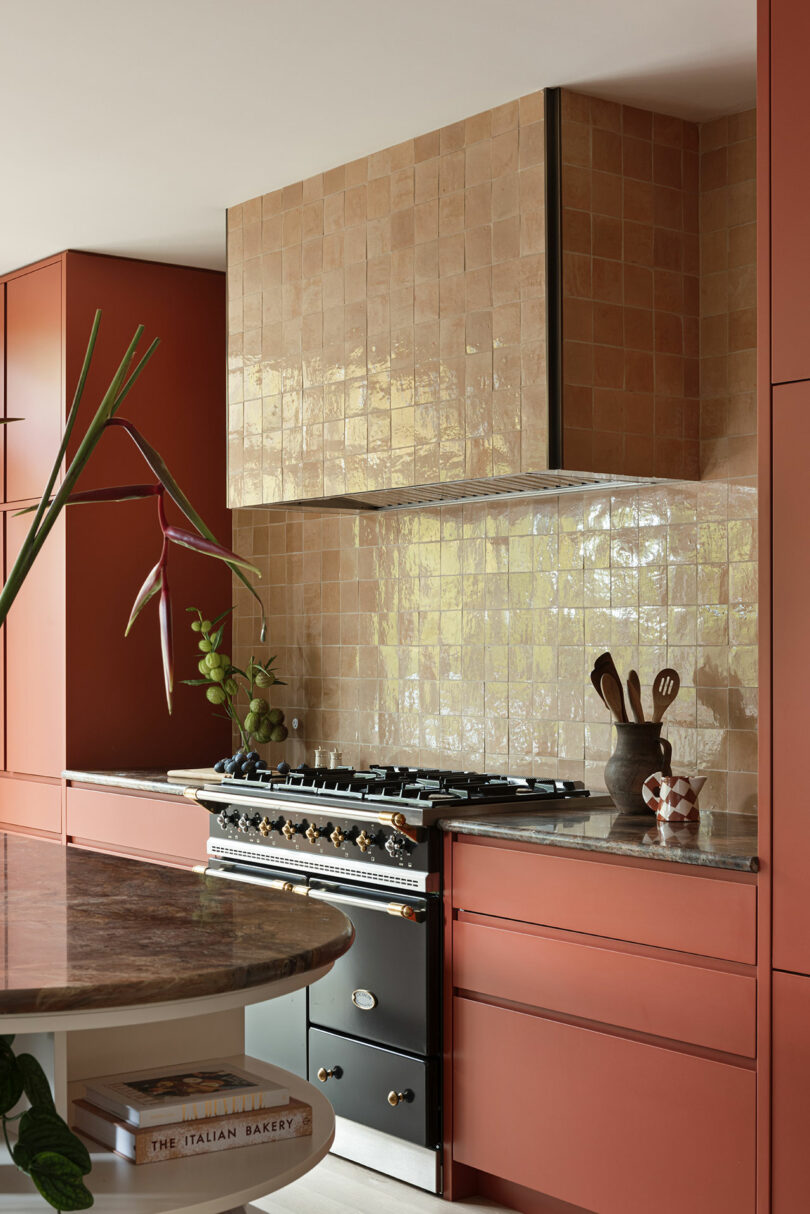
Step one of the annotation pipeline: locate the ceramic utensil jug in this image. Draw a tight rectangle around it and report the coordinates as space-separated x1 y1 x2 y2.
604 722 672 814
642 773 707 821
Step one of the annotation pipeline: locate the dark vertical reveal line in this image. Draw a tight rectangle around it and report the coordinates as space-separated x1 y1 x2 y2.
544 88 564 469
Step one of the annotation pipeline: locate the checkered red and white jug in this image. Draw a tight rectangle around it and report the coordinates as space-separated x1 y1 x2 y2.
641 772 706 821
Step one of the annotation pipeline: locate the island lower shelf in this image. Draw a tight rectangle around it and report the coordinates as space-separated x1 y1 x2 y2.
0 1057 334 1214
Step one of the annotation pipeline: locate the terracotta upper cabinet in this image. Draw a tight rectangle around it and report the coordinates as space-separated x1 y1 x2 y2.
771 0 810 384
5 262 62 503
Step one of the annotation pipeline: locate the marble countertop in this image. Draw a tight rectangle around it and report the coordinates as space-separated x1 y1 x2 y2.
0 832 354 1016
440 805 758 872
63 769 195 796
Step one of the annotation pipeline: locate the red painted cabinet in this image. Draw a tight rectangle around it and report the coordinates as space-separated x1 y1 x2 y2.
454 996 755 1214
771 382 810 972
5 262 62 503
771 0 810 383
0 251 232 839
772 971 810 1212
447 837 758 1214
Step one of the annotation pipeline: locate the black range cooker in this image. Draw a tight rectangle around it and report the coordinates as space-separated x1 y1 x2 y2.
187 764 597 1192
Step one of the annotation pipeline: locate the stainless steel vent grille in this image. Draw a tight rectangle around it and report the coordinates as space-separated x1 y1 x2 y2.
207 839 433 892
278 470 662 512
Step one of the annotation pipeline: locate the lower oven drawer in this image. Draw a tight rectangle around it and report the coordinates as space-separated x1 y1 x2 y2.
308 881 438 1055
308 1028 438 1147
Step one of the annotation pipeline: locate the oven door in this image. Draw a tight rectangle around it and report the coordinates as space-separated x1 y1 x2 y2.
306 878 439 1056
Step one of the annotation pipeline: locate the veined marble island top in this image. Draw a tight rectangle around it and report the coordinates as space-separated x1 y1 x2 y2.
440 805 758 872
0 832 353 1017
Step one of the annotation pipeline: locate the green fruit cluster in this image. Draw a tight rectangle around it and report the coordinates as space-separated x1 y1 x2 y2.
184 608 288 751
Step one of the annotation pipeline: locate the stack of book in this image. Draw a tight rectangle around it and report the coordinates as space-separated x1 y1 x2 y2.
71 1057 312 1165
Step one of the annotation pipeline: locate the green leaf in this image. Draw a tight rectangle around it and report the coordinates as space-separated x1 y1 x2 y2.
0 1035 15 1047
180 678 213 686
105 417 266 638
209 623 225 651
0 1046 24 1114
15 1110 91 1174
16 1053 55 1112
212 606 235 627
28 1150 94 1210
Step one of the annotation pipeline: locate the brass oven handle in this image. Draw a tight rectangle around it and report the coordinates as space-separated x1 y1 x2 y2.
387 1089 414 1107
201 868 424 921
317 1066 342 1082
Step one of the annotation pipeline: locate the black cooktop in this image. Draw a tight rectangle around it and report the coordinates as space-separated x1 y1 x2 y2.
220 764 591 811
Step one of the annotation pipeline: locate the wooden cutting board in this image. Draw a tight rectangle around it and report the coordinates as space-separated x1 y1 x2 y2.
166 767 225 784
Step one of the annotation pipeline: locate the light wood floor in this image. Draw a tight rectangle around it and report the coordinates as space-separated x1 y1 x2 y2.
252 1154 513 1212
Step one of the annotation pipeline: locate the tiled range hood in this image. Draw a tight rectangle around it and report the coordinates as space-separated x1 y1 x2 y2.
227 88 709 511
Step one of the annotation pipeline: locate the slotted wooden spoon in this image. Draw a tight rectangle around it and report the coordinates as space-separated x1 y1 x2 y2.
651 668 680 723
626 670 645 723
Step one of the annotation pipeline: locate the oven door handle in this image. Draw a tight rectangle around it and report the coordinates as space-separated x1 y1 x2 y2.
202 865 423 922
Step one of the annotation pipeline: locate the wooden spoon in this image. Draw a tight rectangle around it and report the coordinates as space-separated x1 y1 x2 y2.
626 670 644 723
600 672 626 724
651 668 680 723
594 652 627 721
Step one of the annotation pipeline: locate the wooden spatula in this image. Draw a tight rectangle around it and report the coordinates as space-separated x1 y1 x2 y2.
594 652 627 721
626 670 644 723
600 672 626 724
651 668 680 722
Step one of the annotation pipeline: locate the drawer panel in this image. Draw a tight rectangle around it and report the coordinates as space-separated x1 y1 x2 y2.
0 776 61 835
308 1028 438 1147
454 916 756 1056
453 996 755 1214
452 839 756 963
66 786 209 865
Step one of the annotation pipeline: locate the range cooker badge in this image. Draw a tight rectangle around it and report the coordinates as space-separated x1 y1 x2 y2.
351 988 378 1011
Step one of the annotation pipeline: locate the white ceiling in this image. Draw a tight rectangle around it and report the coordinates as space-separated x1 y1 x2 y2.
0 0 756 275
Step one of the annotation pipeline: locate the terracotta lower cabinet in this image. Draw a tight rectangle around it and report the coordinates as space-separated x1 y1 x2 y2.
772 970 810 1213
66 785 209 868
447 837 757 1214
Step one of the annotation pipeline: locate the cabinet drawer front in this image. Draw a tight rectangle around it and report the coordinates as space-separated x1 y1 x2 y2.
453 997 755 1214
454 917 756 1056
452 840 756 962
0 777 61 835
66 787 208 865
308 1028 437 1147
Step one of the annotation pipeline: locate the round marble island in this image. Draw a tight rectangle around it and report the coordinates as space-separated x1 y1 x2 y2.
0 832 354 1213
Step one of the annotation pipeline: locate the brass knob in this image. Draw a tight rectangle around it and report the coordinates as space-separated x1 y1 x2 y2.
330 826 346 848
386 902 418 920
317 1066 341 1082
305 823 320 844
387 1089 413 1107
356 829 373 853
282 819 296 840
259 817 272 837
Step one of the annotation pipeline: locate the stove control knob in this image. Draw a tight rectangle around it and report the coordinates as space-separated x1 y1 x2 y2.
330 826 346 848
258 817 272 837
384 833 408 859
355 829 373 854
216 810 235 829
237 814 258 834
281 819 297 841
305 823 323 844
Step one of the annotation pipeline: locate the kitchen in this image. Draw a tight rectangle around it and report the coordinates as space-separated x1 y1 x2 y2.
0 0 801 1211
